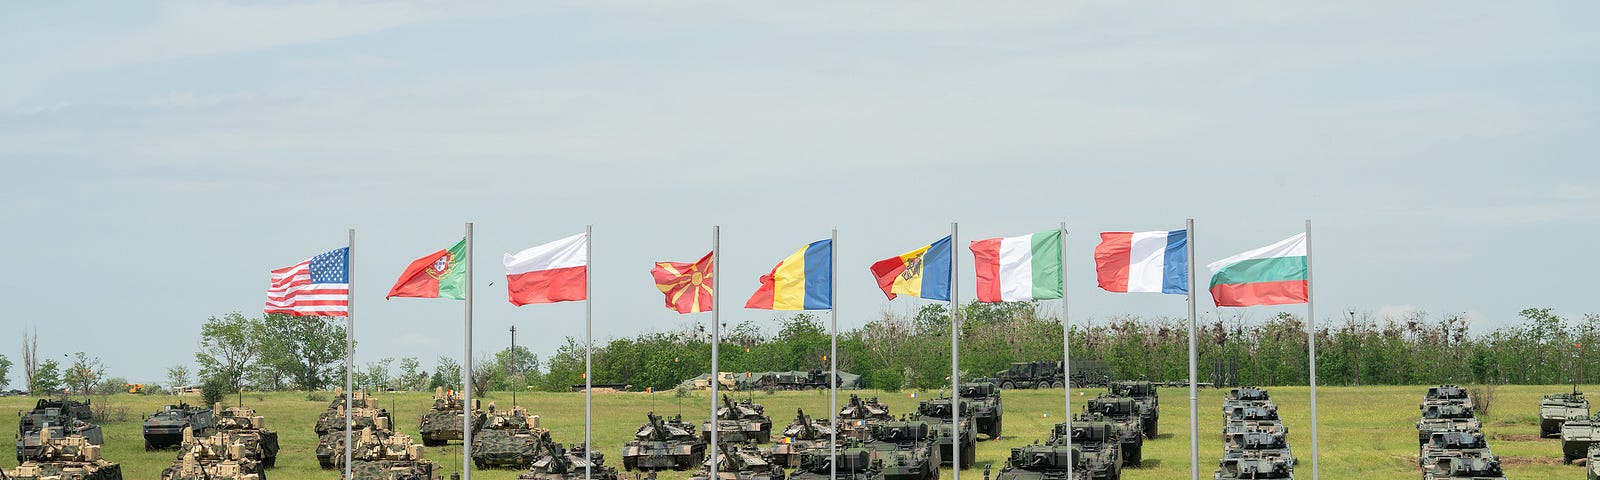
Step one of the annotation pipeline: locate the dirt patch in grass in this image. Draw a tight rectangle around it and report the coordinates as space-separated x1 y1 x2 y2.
1492 432 1547 442
1498 455 1564 467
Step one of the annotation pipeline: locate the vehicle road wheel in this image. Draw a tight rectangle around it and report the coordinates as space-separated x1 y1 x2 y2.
1036 381 1051 389
1051 381 1064 389
1000 381 1015 389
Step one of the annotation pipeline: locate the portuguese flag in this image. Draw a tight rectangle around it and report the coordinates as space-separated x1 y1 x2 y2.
1207 233 1307 307
387 239 466 300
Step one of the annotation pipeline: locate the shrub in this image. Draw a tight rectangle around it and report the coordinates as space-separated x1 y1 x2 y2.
306 391 330 402
200 377 228 406
1469 384 1496 419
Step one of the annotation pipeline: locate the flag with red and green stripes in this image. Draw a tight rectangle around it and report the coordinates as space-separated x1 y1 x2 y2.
1207 233 1308 307
969 230 1063 302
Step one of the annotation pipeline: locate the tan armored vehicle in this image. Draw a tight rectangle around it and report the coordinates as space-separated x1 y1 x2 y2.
4 426 123 480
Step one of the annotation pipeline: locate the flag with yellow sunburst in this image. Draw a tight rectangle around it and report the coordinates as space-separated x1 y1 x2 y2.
652 251 714 314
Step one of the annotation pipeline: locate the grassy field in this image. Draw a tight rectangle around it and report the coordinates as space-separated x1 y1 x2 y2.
0 385 1589 479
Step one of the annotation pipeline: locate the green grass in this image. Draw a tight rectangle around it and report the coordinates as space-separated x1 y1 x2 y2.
0 385 1588 479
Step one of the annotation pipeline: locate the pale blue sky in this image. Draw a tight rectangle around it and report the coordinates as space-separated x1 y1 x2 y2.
3 1 1596 385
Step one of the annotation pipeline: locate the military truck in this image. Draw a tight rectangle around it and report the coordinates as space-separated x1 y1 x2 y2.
757 370 839 391
1422 385 1473 409
991 442 1079 480
915 397 978 469
1418 429 1490 468
785 448 878 480
1562 414 1600 463
519 440 619 480
1057 414 1134 468
771 409 835 468
4 425 123 480
1213 456 1292 480
1417 404 1481 446
163 426 268 480
837 395 894 440
958 381 1003 439
419 387 484 446
622 412 708 471
472 405 551 469
212 403 279 468
1540 389 1590 438
863 420 941 480
1423 454 1506 480
995 361 1064 390
1109 381 1159 438
703 395 774 444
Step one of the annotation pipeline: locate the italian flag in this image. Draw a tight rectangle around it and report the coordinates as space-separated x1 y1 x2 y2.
1207 233 1308 307
387 239 466 300
969 230 1063 302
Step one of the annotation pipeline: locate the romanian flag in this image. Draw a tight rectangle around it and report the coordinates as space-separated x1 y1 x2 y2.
652 252 714 314
745 239 833 310
869 236 952 301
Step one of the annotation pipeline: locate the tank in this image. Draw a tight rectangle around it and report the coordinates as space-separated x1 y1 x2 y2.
915 397 978 469
162 426 267 480
785 448 878 480
863 419 940 480
315 390 390 436
316 416 396 469
471 404 551 469
1065 412 1139 467
518 440 619 480
958 380 1003 439
621 412 708 471
1540 388 1590 438
837 395 894 440
213 403 280 469
1418 429 1490 469
1109 381 1159 438
1417 404 1481 446
1422 454 1505 480
703 395 774 444
1213 456 1292 480
3 425 123 480
1422 385 1474 410
688 441 781 480
771 409 835 468
419 387 484 446
1562 414 1600 463
1084 396 1147 462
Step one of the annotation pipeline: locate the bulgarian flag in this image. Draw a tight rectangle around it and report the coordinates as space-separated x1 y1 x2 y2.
1207 233 1308 307
387 239 466 300
969 230 1063 302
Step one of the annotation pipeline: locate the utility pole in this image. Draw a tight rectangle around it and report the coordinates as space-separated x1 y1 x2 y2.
510 325 517 352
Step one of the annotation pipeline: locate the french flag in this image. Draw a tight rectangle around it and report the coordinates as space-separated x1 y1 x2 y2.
1094 230 1188 294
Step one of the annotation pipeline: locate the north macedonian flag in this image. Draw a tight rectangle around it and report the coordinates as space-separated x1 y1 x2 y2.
387 239 466 300
869 236 952 301
652 252 714 314
746 239 833 310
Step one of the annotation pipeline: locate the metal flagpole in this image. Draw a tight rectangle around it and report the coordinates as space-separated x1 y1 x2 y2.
584 225 594 480
1060 223 1072 462
830 227 839 480
1305 219 1319 480
1186 219 1199 480
709 225 720 480
950 222 960 480
344 228 355 480
463 222 474 480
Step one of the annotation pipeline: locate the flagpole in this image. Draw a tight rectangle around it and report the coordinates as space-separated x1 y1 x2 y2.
1059 222 1072 462
829 227 839 480
463 222 474 480
709 225 720 480
1186 218 1199 480
1305 219 1319 480
344 228 355 480
950 221 960 480
584 225 593 480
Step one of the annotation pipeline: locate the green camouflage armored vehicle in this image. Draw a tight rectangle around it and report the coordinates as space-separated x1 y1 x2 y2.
163 426 267 480
703 395 774 444
419 387 484 446
315 390 390 436
1223 405 1286 441
1086 395 1153 452
1563 414 1600 463
518 439 619 480
863 420 940 480
212 404 279 468
1223 387 1271 410
1110 381 1159 437
1540 388 1589 438
785 448 878 480
1213 455 1292 479
19 398 94 434
342 460 444 480
1222 430 1294 466
991 442 1078 480
689 441 780 480
1055 415 1131 468
622 412 708 471
144 403 217 450
4 426 123 480
837 395 894 440
316 417 398 469
1422 385 1473 410
958 380 1003 439
1588 444 1599 480
1422 454 1505 480
1417 404 1481 446
472 405 551 469
915 398 977 469
1418 429 1489 468
772 409 835 468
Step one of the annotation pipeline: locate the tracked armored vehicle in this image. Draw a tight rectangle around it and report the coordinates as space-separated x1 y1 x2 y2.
837 395 894 440
321 427 439 477
163 426 268 480
863 419 940 480
1213 456 1292 479
19 398 94 434
211 403 280 468
1588 444 1599 480
1418 429 1490 468
1563 414 1600 463
1086 395 1151 458
958 380 1003 439
1540 389 1589 438
915 397 978 469
689 442 780 480
772 409 835 468
992 442 1079 480
1110 381 1159 437
316 416 395 469
163 456 261 480
419 387 483 446
1417 404 1481 446
144 403 217 451
315 390 390 436
4 426 123 480
472 405 551 469
1066 412 1138 467
622 412 708 471
1423 455 1506 480
519 438 619 480
785 448 878 480
16 421 105 463
703 395 774 444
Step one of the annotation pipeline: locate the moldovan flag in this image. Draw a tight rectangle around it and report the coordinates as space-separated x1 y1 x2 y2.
386 239 466 300
1094 230 1188 294
652 252 714 314
869 236 952 301
970 230 1063 302
503 232 588 306
746 239 833 310
1207 233 1308 307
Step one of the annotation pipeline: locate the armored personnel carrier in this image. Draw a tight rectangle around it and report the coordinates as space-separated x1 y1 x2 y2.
162 456 260 480
689 441 780 480
145 403 218 450
1562 414 1600 463
1213 456 1292 479
1087 395 1154 452
622 412 708 471
703 395 774 444
1417 404 1481 446
16 421 105 463
472 404 551 469
785 448 878 480
419 387 483 446
837 395 894 440
316 416 396 469
1110 381 1159 437
1422 385 1473 409
343 459 444 480
4 426 123 480
1423 454 1506 480
210 403 280 468
915 397 978 469
332 428 443 480
163 426 267 480
992 442 1079 480
19 398 94 434
1588 444 1599 480
1540 389 1590 438
772 409 835 468
863 419 940 480
1418 429 1491 468
315 390 390 436
958 380 1003 439
519 438 619 480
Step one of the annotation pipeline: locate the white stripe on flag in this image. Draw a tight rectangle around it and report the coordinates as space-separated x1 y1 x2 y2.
997 235 1034 301
505 232 588 275
1126 231 1169 293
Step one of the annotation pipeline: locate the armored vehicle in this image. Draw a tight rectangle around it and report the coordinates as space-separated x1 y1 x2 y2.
144 403 217 450
1423 455 1506 480
1562 414 1600 463
1110 381 1159 437
472 405 551 469
689 442 780 480
419 387 484 446
1422 385 1473 409
863 420 941 480
1056 415 1133 468
958 381 1003 439
163 426 268 480
1540 389 1590 438
1418 429 1490 468
1588 444 1599 480
315 416 395 469
1087 395 1156 445
1213 456 1292 479
703 395 774 444
992 442 1080 480
314 390 390 436
343 459 444 480
162 456 260 480
622 412 708 471
1417 404 1481 446
772 409 835 468
321 427 436 474
915 398 978 469
785 448 878 480
837 395 893 440
19 398 94 434
213 404 280 468
16 421 105 463
1222 430 1293 465
3 426 123 480
519 440 619 480
1223 387 1271 409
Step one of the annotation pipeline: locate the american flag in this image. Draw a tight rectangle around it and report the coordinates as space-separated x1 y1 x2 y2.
265 247 349 317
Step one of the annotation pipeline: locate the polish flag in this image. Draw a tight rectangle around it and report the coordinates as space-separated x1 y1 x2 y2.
503 233 588 306
1094 230 1189 294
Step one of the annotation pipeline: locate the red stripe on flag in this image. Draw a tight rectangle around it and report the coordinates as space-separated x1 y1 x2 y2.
387 249 448 299
969 238 1003 302
507 265 587 306
868 256 909 300
1093 232 1133 293
1209 280 1308 307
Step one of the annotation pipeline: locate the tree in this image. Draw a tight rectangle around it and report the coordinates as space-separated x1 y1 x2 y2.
255 313 348 390
30 359 61 395
359 358 395 390
430 357 462 390
62 352 105 397
395 357 429 391
195 312 262 391
166 365 192 390
492 346 540 390
21 329 38 394
0 353 11 390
